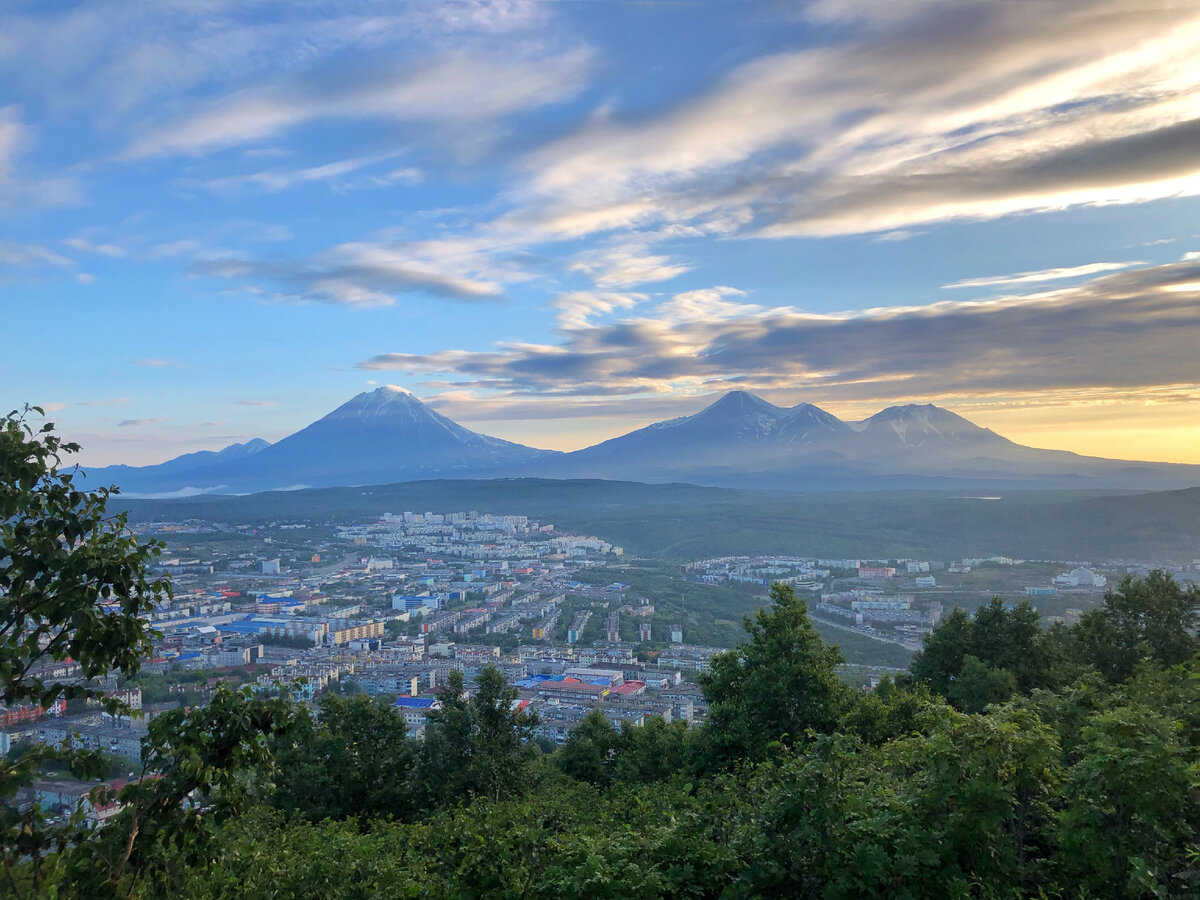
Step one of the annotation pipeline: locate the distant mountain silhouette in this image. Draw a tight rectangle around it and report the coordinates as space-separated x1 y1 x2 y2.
82 386 556 496
83 388 1200 495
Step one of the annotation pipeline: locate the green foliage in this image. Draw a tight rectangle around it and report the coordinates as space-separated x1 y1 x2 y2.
0 412 294 899
1073 570 1200 682
946 654 1018 714
911 598 1062 709
411 665 539 807
1056 702 1200 897
57 685 298 898
270 693 414 822
841 676 946 745
555 708 620 787
182 780 745 899
736 704 1065 898
556 709 691 787
697 582 848 767
1 408 167 896
258 632 315 649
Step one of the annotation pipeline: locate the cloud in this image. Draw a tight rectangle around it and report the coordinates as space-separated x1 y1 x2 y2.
654 286 757 323
124 48 592 159
510 1 1200 244
144 239 206 260
64 236 125 257
0 1 550 124
357 258 1200 410
192 234 520 305
0 106 80 209
117 417 164 427
872 230 924 243
0 240 73 269
943 261 1146 290
77 397 130 407
567 241 692 288
552 291 645 330
202 152 412 194
236 400 276 406
136 358 178 368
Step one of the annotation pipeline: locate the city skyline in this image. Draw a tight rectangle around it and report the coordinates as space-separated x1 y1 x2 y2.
4 0 1200 466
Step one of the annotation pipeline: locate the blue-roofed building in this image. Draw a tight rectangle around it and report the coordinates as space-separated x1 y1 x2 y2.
394 695 439 735
394 696 435 710
514 674 554 690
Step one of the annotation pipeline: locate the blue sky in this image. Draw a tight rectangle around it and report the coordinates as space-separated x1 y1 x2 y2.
4 0 1200 465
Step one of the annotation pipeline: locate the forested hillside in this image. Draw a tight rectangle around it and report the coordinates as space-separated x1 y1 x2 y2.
112 478 1200 561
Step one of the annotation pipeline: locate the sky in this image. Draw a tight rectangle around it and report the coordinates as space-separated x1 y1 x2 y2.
4 0 1200 467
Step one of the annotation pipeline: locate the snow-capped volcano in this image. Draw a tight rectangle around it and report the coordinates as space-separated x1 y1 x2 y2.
85 387 1200 495
852 404 1013 450
554 390 850 479
83 387 556 495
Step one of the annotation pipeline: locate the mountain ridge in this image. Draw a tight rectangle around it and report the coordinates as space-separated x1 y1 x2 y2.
78 387 1200 495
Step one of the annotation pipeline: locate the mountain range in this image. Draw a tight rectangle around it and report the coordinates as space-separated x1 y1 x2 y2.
78 386 1200 496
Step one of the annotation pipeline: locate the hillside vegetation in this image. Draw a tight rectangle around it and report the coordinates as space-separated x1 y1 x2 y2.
112 478 1200 561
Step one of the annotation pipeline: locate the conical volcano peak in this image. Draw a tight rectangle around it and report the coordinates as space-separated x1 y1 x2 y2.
329 385 435 423
855 402 1004 448
863 403 978 429
698 390 786 419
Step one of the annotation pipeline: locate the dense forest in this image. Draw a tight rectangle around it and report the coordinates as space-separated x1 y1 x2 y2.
4 411 1200 898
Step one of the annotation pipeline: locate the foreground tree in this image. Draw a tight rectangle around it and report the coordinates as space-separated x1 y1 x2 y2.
1 407 169 895
0 409 292 898
698 583 848 767
1073 570 1200 682
911 598 1063 709
270 693 414 822
412 666 539 807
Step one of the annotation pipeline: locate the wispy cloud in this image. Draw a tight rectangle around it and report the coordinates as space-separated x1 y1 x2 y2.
552 291 645 330
567 241 691 289
77 397 130 407
117 417 164 427
0 240 73 268
63 236 125 257
202 152 413 194
0 105 81 209
236 400 276 406
259 0 1200 302
191 234 523 305
124 49 592 159
942 261 1147 290
512 1 1200 244
359 258 1200 410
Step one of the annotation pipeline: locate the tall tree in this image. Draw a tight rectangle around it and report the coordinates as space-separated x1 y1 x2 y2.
1073 570 1200 682
412 666 539 807
698 583 847 767
0 409 292 898
1 407 168 896
270 693 414 822
911 598 1059 708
